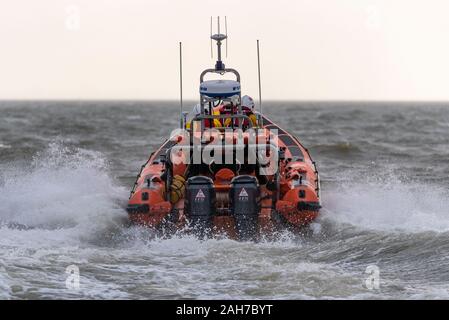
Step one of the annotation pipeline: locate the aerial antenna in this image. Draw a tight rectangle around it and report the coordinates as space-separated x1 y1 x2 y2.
217 16 220 34
179 42 183 128
225 16 228 58
210 16 227 71
210 16 213 58
257 40 262 114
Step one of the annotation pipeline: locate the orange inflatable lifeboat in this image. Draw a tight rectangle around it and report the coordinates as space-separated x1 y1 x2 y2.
127 24 321 240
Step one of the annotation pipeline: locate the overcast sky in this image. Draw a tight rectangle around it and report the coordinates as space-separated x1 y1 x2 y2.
1 0 448 101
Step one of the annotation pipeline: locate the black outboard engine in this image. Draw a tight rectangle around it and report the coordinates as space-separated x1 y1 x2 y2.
185 176 216 238
229 175 260 240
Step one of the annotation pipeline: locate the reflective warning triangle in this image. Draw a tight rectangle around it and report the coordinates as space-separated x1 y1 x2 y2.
195 189 206 199
239 188 249 197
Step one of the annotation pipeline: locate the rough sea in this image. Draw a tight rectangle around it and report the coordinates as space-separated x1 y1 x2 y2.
1 100 449 299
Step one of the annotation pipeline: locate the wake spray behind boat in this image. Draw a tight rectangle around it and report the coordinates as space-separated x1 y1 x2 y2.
127 17 321 240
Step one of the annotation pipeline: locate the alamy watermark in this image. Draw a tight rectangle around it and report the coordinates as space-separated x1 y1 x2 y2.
65 5 81 31
364 5 382 31
365 265 380 290
65 265 80 290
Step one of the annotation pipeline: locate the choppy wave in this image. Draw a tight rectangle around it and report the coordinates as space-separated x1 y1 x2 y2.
310 142 362 155
0 142 128 244
323 177 449 233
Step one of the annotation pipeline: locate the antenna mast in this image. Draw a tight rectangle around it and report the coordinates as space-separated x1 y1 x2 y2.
179 42 183 128
257 40 262 114
211 16 227 71
210 17 213 58
225 16 228 57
